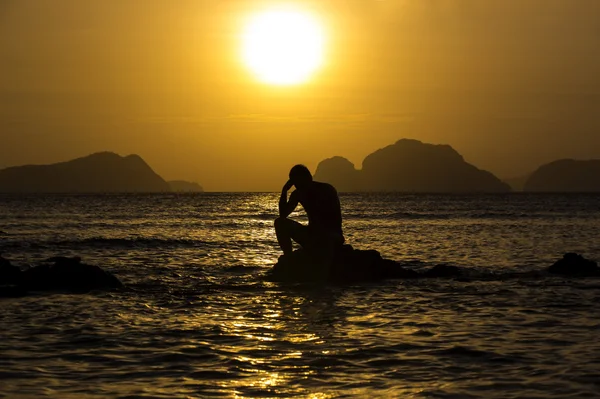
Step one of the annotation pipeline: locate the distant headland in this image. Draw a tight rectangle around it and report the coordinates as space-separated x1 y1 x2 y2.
524 159 600 192
2 144 598 193
0 152 203 193
168 180 204 193
314 139 510 193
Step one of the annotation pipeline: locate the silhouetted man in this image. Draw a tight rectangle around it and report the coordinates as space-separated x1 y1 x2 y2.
275 165 344 256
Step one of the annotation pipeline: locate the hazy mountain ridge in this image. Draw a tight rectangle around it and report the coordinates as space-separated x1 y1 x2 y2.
0 152 173 193
314 139 510 193
524 159 600 192
313 157 362 192
3 148 598 193
168 180 204 192
502 175 530 192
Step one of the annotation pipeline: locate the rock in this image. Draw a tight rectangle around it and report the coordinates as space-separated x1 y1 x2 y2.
380 259 421 279
1 255 123 294
24 258 123 292
270 249 329 283
0 254 22 285
0 254 10 268
0 285 28 298
44 256 82 264
269 245 419 283
547 253 599 276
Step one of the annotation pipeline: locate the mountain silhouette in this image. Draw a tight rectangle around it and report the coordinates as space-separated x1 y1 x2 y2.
524 159 600 192
503 175 530 192
0 152 170 193
314 139 510 192
313 156 362 192
168 180 204 192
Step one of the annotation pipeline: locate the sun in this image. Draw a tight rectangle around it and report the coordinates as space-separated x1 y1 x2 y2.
241 8 325 86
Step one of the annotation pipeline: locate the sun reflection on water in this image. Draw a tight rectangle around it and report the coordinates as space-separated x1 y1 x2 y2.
179 287 347 397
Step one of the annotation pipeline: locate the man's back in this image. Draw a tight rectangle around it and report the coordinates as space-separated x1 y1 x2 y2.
295 181 343 235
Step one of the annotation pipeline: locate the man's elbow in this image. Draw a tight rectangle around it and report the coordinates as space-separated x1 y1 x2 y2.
279 209 290 218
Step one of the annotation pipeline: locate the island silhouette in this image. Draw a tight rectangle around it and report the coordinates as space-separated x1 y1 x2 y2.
524 159 600 192
314 139 510 193
168 181 205 193
502 175 530 192
1 142 599 193
0 152 203 193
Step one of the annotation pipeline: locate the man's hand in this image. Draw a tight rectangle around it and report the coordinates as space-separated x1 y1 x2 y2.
279 179 298 218
282 179 294 193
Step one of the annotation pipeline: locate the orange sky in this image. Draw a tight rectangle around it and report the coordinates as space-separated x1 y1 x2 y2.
1 0 599 191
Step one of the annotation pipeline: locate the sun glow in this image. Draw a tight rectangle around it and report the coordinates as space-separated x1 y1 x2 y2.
241 8 325 85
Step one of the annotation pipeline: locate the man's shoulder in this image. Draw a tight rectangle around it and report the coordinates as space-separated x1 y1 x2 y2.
313 181 338 193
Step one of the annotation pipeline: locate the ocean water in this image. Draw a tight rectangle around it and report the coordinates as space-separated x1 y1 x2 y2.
1 193 599 398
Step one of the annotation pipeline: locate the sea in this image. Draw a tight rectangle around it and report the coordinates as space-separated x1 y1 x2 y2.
1 193 599 398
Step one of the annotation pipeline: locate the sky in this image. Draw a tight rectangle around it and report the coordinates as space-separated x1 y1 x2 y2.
1 0 599 191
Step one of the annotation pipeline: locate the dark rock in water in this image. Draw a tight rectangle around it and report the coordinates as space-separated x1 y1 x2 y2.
0 285 28 298
269 245 419 283
379 259 421 279
23 257 123 292
44 256 82 265
423 264 463 278
0 254 22 285
547 253 599 277
270 250 329 283
1 254 10 268
0 255 123 294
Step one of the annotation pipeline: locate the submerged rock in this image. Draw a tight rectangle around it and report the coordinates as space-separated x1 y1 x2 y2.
547 253 599 277
0 255 123 295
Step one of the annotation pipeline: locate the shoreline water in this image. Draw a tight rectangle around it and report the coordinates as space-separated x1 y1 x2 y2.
1 193 599 398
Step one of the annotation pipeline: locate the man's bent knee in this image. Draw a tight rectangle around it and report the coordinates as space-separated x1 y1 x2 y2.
274 217 288 230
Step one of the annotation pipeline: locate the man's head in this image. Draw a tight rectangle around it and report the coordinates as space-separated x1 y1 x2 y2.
289 164 313 190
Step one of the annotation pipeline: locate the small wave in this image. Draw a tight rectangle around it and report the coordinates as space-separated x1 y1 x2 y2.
225 265 263 273
381 211 569 220
386 212 451 220
51 237 220 250
434 345 520 364
248 213 277 221
467 211 513 218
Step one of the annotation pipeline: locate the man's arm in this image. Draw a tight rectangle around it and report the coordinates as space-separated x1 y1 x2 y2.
333 187 343 228
279 180 299 218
